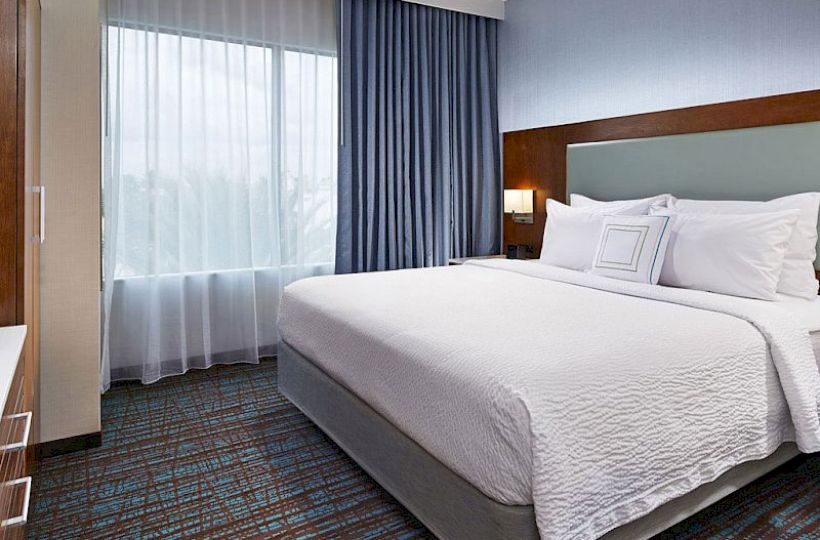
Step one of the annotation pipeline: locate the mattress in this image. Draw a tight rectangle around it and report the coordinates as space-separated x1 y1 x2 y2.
278 260 820 540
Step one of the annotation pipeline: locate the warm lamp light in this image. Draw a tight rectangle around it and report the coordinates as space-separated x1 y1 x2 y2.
504 189 534 223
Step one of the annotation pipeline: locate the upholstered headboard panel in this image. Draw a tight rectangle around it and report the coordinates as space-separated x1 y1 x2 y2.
567 121 820 269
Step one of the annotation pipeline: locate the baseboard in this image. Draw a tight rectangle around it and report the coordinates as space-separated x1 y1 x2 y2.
35 431 102 459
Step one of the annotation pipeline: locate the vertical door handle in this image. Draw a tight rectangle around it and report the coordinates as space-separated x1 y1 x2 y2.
32 185 45 244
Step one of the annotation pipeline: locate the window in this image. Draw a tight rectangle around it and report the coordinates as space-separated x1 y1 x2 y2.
106 27 337 278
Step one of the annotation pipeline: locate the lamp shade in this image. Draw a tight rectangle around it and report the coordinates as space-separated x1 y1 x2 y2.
504 189 534 214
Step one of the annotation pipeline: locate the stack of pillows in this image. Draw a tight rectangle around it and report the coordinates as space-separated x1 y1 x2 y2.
540 192 820 301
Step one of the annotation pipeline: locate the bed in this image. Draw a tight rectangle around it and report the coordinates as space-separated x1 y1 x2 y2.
277 96 820 540
279 261 819 540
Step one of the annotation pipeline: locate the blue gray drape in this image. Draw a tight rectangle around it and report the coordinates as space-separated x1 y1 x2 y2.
336 0 501 273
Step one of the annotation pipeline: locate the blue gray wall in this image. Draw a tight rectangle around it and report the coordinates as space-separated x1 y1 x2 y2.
499 0 820 132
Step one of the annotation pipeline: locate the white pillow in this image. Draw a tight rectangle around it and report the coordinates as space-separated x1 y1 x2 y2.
652 209 800 300
668 193 820 299
540 199 652 271
540 200 604 271
570 193 671 214
590 214 672 284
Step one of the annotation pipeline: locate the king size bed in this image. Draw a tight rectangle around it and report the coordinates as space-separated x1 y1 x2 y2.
277 94 820 540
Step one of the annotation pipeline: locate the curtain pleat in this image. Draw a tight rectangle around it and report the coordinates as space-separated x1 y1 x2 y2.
101 0 337 392
336 0 500 273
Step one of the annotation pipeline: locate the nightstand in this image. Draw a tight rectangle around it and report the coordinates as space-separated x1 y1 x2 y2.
448 255 507 266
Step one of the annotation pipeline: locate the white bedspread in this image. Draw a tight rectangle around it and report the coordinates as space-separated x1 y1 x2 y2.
278 259 820 540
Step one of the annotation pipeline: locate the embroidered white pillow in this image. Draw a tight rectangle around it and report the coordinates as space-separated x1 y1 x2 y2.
590 215 672 284
653 209 800 300
570 193 671 214
541 199 657 271
668 193 820 299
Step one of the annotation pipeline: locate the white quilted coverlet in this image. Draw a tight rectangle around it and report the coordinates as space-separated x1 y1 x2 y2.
278 259 820 540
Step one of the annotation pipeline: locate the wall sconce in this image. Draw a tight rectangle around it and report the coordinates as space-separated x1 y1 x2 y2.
504 189 534 224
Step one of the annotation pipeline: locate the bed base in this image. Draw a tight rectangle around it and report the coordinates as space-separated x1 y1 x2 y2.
278 341 800 540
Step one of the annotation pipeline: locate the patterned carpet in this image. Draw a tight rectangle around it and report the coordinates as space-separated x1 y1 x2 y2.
28 359 819 539
29 360 429 539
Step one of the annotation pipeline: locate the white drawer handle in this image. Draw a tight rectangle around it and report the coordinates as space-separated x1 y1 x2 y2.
1 477 31 528
0 412 32 452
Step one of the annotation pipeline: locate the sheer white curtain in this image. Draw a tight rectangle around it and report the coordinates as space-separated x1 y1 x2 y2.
102 0 337 391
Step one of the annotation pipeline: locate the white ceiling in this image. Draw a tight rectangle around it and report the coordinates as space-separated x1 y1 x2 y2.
401 0 505 20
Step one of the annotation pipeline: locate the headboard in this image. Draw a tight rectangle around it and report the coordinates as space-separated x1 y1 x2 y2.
502 89 820 283
567 122 820 268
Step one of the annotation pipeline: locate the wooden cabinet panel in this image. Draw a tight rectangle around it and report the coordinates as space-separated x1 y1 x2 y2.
0 0 38 536
0 0 20 326
1 0 39 453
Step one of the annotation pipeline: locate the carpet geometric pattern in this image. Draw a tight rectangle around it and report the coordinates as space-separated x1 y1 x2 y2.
655 454 819 539
28 360 430 539
28 359 819 539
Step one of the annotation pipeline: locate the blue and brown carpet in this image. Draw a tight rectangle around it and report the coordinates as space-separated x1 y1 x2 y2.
29 360 819 539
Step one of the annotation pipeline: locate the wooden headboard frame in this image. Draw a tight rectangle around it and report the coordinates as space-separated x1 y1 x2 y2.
503 89 820 285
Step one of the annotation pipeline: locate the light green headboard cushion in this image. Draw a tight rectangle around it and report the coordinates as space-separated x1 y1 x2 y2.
567 121 820 269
